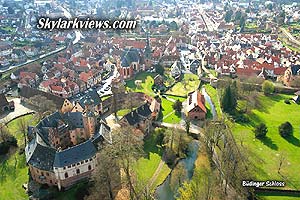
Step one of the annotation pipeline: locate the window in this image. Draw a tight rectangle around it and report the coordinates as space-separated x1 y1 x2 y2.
81 161 84 164
41 172 44 176
50 180 52 184
68 165 71 168
64 172 68 178
89 158 92 161
85 160 88 163
46 172 49 176
72 164 75 167
77 163 80 166
63 167 66 170
88 165 92 170
76 169 80 174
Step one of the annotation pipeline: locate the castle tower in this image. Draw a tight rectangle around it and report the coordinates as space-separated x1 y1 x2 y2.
82 96 96 138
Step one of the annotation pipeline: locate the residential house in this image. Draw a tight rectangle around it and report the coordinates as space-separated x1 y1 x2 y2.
186 91 207 120
0 94 14 113
120 103 154 138
292 91 300 103
283 65 300 86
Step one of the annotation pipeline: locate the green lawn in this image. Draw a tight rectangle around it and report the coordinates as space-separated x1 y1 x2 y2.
132 129 171 191
125 72 157 97
160 98 181 123
101 95 111 101
166 74 200 96
232 94 300 190
0 114 37 200
257 192 300 200
203 84 222 118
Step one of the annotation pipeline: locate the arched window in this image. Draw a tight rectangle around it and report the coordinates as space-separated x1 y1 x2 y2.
76 169 80 174
88 165 92 170
64 172 68 178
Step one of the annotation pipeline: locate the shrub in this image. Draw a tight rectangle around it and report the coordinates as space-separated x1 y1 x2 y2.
284 99 291 104
172 100 182 113
0 142 10 155
234 114 250 123
6 135 18 147
279 122 293 138
262 80 275 95
254 123 268 138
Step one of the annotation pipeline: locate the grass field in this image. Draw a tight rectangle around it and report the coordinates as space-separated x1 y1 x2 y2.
203 84 222 118
166 74 200 96
132 129 171 191
125 72 157 97
0 114 36 200
232 94 300 192
160 98 181 123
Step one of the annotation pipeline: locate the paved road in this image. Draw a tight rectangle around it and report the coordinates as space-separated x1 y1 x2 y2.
0 46 66 73
280 27 300 47
0 98 34 123
155 122 202 135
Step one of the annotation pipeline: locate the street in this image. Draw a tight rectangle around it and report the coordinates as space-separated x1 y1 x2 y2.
0 98 34 123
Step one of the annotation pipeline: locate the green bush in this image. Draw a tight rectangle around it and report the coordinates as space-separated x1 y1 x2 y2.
284 99 291 104
279 122 293 138
262 80 274 95
254 123 268 138
0 142 10 155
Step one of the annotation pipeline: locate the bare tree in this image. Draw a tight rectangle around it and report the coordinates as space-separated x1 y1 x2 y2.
88 126 143 200
18 118 28 146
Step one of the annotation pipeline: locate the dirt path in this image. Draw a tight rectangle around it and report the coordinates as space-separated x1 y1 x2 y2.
147 159 165 189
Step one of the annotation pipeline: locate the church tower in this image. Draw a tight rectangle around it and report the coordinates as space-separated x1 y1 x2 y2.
82 96 96 138
144 29 152 69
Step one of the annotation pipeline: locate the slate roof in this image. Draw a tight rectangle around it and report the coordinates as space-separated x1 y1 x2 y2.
26 138 56 171
53 140 97 168
77 89 101 108
0 94 9 107
19 86 65 108
62 112 84 129
291 65 300 76
123 103 152 126
121 48 140 67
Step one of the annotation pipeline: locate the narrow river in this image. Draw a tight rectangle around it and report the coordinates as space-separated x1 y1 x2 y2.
154 87 217 199
155 140 200 200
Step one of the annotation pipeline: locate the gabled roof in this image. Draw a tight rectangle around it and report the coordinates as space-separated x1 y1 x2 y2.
25 138 56 171
123 103 152 126
20 86 65 108
186 91 207 113
121 48 140 67
291 65 300 75
77 89 102 107
0 94 9 107
53 140 96 168
62 112 84 129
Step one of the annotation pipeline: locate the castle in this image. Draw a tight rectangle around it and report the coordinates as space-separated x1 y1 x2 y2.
25 96 110 190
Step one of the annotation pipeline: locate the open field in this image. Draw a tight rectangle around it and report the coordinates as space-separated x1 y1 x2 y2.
0 115 36 200
160 98 181 123
132 129 171 191
166 74 200 96
233 94 300 191
203 84 222 117
125 72 157 97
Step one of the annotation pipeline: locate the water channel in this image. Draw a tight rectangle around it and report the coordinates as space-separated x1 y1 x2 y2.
154 87 217 200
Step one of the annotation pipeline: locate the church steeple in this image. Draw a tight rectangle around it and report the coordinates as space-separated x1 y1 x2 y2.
145 29 151 59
